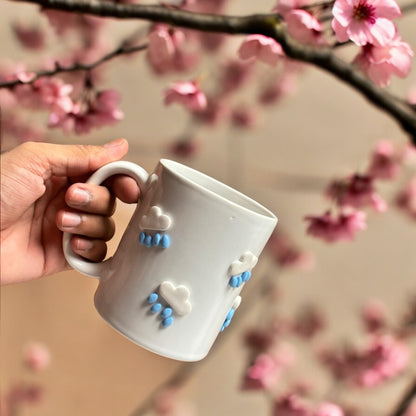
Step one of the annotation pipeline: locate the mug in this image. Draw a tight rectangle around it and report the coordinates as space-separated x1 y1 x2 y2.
63 159 277 361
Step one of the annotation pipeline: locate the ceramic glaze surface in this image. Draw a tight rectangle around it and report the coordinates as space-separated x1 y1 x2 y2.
63 159 277 361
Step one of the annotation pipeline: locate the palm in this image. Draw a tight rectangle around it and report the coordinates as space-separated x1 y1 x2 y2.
1 176 69 282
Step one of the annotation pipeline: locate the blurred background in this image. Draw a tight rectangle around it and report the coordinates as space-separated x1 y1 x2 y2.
1 1 415 415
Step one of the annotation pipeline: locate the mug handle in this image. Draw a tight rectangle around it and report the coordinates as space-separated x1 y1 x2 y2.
62 161 149 279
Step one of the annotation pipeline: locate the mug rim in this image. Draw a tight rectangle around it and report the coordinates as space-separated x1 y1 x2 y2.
160 159 277 222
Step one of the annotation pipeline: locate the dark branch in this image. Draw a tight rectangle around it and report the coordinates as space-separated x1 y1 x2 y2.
0 42 148 89
389 377 416 416
10 0 416 143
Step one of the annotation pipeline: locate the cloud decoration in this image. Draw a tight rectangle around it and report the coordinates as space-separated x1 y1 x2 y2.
229 251 258 276
160 281 192 316
232 296 242 310
140 206 172 231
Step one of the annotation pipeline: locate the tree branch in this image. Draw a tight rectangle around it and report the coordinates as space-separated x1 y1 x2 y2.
389 377 416 416
0 42 148 89
11 0 416 143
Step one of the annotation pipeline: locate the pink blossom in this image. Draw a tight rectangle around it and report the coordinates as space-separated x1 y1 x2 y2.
164 81 207 112
42 9 82 35
12 22 46 50
244 327 276 351
241 353 280 391
23 342 50 372
397 143 416 165
395 176 416 220
259 73 298 105
2 112 45 143
293 304 325 338
331 0 402 46
267 231 314 270
321 335 410 387
273 0 313 15
285 10 326 45
273 394 310 416
147 25 187 74
405 404 416 416
193 95 229 126
314 403 344 416
357 335 410 387
361 299 387 332
169 139 199 158
183 0 228 14
305 210 367 243
231 105 258 128
220 59 253 95
42 9 105 37
238 35 284 66
48 89 123 134
367 140 401 179
407 85 416 104
353 36 413 87
14 77 74 113
326 174 387 212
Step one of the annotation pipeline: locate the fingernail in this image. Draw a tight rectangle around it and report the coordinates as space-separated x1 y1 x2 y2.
104 138 126 148
75 238 93 251
70 188 90 207
61 212 82 228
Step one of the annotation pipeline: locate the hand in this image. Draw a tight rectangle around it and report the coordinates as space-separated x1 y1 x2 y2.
0 139 140 284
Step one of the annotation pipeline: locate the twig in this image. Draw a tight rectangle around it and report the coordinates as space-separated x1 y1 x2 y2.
11 0 416 143
389 376 416 416
0 42 148 89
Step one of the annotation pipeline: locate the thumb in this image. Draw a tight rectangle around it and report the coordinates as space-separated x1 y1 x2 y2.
19 138 129 180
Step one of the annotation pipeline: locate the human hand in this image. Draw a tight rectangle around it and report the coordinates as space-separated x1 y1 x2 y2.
0 139 140 284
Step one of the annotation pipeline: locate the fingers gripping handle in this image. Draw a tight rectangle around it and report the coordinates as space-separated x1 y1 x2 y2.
62 161 149 279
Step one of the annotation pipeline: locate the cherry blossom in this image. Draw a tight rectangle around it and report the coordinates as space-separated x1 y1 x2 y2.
273 0 313 15
2 113 45 143
272 393 310 416
12 22 46 50
169 139 199 158
285 10 326 45
48 89 123 134
244 327 276 352
321 335 410 387
293 304 325 338
326 174 387 212
305 210 367 243
258 73 298 105
361 299 387 332
147 25 190 74
267 231 314 270
241 353 281 391
22 342 51 372
238 35 284 66
353 36 413 87
367 140 401 179
395 176 416 220
164 81 207 112
313 403 345 416
331 0 402 46
193 95 229 125
231 105 258 128
219 59 253 95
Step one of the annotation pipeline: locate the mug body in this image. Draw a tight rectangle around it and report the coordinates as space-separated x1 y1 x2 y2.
94 159 277 361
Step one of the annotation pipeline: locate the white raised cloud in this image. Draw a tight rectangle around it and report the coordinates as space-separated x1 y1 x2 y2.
140 206 172 231
160 281 192 316
232 296 242 310
228 251 258 276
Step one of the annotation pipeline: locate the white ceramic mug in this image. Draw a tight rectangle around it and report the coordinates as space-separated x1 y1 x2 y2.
63 159 277 361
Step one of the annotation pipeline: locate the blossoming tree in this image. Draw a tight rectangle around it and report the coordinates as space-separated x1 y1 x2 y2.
1 0 416 415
